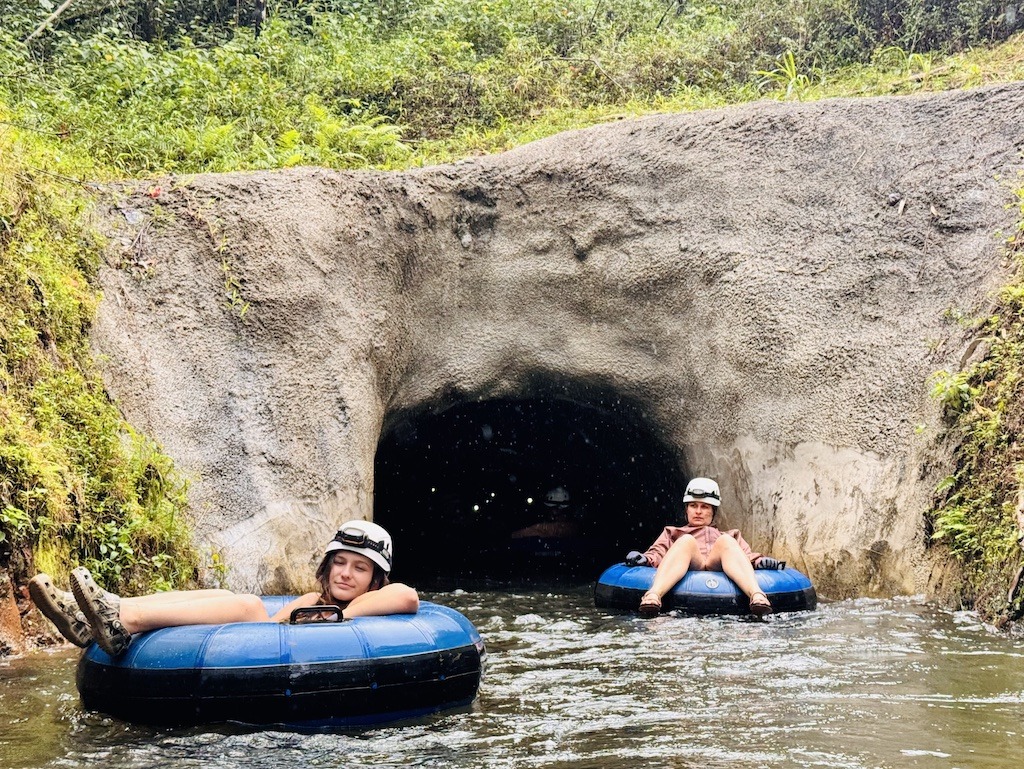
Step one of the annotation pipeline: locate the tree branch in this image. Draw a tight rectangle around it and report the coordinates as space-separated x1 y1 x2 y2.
24 0 79 43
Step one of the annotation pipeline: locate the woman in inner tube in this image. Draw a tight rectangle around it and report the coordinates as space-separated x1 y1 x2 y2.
625 477 784 618
29 520 419 657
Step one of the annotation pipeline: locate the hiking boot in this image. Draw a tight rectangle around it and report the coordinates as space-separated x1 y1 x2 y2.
70 567 131 658
28 573 92 647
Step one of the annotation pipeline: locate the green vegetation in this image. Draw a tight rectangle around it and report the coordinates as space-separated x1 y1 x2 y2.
0 120 197 594
930 181 1024 624
1 0 1023 612
1 1 1022 174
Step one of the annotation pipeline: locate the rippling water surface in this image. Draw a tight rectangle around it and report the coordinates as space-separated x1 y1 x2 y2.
2 587 1022 769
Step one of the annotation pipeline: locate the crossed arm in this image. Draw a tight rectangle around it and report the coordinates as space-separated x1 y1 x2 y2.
270 582 420 623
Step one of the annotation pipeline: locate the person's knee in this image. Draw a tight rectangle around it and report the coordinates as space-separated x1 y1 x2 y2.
714 534 741 552
238 594 267 620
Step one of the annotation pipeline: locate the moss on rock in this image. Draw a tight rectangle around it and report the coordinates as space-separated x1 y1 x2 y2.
930 183 1024 625
0 112 200 650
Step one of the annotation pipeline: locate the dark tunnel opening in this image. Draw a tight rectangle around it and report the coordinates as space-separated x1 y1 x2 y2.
373 396 687 587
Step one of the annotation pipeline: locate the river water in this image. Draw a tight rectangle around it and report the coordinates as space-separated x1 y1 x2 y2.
2 586 1022 769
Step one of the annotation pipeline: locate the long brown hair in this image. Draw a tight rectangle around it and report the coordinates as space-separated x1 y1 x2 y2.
314 552 389 607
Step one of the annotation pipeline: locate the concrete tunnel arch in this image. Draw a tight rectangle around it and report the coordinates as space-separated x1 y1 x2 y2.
373 392 688 586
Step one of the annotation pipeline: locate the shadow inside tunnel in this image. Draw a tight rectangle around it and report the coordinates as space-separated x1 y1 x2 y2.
374 394 686 588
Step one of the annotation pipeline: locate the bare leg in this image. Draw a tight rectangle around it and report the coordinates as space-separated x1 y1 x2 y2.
646 534 705 600
122 589 236 608
119 592 270 634
704 534 763 600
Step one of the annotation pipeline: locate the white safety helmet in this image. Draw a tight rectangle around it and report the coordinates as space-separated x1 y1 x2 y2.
682 477 721 507
324 520 393 573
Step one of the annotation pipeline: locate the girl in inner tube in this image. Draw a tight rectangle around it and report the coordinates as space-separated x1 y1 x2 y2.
625 477 784 618
30 519 418 657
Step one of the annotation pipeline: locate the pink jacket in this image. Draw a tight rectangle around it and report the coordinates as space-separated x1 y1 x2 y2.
642 525 762 568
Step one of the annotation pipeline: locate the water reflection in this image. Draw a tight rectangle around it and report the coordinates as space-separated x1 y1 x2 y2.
2 590 1023 769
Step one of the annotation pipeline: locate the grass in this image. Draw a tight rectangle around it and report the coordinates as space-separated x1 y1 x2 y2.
416 32 1024 164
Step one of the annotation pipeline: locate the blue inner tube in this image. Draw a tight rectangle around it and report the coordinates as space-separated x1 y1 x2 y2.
594 563 817 616
76 599 485 729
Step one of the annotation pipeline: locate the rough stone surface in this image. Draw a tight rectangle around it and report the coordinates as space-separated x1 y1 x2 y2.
92 84 1024 596
0 573 23 654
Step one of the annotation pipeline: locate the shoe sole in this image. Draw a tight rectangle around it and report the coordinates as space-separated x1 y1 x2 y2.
638 593 662 618
28 574 92 647
70 568 131 658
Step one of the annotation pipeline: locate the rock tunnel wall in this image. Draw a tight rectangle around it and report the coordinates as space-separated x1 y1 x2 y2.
92 84 1024 596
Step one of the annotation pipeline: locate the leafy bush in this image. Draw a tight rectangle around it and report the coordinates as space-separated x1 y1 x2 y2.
0 0 263 44
719 0 1020 73
1 2 1020 175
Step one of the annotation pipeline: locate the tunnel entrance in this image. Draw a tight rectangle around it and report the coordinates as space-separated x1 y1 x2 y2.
373 395 686 586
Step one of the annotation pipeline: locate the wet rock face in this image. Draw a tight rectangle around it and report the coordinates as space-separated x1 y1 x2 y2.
93 84 1024 596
